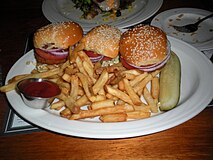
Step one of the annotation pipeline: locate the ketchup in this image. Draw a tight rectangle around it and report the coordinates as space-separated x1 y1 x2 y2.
22 81 61 98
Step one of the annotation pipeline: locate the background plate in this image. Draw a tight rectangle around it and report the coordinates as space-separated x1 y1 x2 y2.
42 0 163 31
151 8 213 51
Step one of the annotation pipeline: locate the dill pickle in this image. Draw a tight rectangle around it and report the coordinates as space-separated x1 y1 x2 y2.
159 51 181 111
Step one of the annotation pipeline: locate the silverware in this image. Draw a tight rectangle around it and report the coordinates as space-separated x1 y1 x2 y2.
172 13 213 33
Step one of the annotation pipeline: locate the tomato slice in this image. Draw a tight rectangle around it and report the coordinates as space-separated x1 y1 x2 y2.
84 50 100 57
35 48 67 60
120 57 135 70
102 56 112 61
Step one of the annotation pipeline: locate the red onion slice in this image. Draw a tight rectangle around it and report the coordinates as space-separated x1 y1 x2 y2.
41 48 63 52
90 55 104 63
126 41 171 72
127 52 171 71
50 51 68 56
40 48 69 57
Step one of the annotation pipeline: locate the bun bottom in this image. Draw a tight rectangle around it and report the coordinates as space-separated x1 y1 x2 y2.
34 53 67 65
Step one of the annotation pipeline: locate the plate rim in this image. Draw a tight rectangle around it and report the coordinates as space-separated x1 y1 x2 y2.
5 36 213 139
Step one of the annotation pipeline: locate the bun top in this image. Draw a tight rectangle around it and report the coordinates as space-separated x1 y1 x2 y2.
33 21 83 49
79 24 122 58
119 25 168 66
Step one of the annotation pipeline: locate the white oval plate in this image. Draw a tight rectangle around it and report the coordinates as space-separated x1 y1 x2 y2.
42 0 163 32
5 36 213 139
151 8 213 51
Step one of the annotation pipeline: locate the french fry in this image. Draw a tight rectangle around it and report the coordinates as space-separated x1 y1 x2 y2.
121 69 142 76
118 79 125 91
151 77 160 99
95 65 125 75
8 74 29 84
76 56 88 78
48 78 58 83
48 74 60 79
60 60 70 71
92 69 108 95
133 104 150 111
65 96 76 112
133 74 153 95
94 61 102 74
123 78 142 105
127 110 151 119
78 51 94 69
106 73 115 85
57 79 70 90
124 73 136 80
90 99 114 110
57 92 68 101
143 87 158 113
64 75 80 113
83 61 96 84
70 75 79 98
75 95 90 107
69 43 85 63
100 113 127 122
50 100 65 110
106 93 114 99
62 73 71 82
76 72 92 98
46 64 57 70
97 88 106 96
123 104 135 112
60 108 72 119
65 65 79 75
76 55 93 86
108 72 124 85
70 105 128 120
77 87 85 96
64 65 73 73
89 95 106 103
151 69 161 77
129 72 148 87
116 99 125 105
31 69 39 74
0 67 60 92
105 85 133 105
107 65 125 73
60 87 70 95
71 106 81 114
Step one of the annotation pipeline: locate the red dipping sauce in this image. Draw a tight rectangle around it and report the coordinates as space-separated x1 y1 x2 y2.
19 80 61 98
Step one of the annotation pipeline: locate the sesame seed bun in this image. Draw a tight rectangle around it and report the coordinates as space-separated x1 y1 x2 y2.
33 21 83 49
119 25 168 66
79 24 122 58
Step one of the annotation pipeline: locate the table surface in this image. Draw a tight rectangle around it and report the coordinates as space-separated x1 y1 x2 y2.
0 0 213 159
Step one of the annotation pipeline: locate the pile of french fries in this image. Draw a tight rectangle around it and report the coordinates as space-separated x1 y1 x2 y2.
0 50 161 122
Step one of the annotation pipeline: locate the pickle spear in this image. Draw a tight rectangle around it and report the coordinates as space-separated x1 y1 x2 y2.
159 51 181 111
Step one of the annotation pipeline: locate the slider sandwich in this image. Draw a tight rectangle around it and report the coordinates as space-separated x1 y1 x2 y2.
33 21 83 65
72 24 122 66
119 25 171 71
